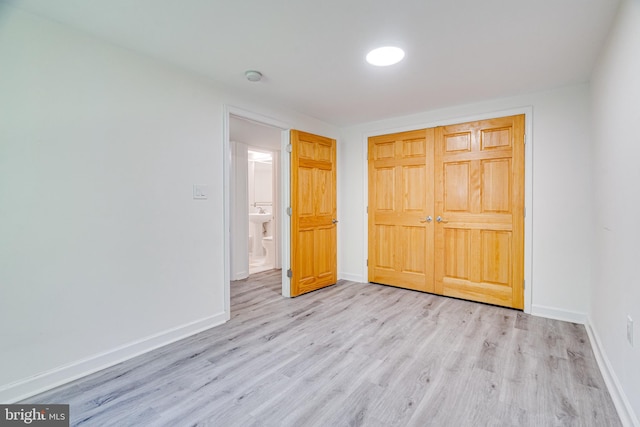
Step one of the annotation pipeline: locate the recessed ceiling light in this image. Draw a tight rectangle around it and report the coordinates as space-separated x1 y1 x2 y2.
366 46 405 66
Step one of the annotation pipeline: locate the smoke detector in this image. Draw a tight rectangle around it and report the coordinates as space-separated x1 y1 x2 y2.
245 70 263 82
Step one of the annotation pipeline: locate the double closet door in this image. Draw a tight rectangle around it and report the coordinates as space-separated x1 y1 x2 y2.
368 115 525 309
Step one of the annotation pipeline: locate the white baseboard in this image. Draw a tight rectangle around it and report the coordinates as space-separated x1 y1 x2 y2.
530 304 588 324
0 312 228 404
586 322 639 427
232 271 249 281
338 272 365 283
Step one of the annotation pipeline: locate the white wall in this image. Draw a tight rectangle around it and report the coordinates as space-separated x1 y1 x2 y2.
590 0 640 423
0 6 336 402
253 162 273 207
230 141 249 280
338 84 594 320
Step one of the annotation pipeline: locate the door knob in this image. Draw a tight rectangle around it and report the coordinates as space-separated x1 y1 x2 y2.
436 216 448 223
420 216 433 223
332 219 339 224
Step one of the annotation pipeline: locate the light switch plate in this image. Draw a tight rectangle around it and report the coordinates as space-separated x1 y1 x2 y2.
193 185 208 200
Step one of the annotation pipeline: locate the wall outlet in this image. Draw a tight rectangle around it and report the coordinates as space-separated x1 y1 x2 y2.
627 315 634 347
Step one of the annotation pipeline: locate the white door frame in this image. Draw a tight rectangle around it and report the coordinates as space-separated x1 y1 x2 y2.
223 105 292 318
361 106 534 313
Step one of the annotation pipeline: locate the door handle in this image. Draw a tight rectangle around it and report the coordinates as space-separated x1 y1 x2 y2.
419 216 433 223
332 219 339 224
436 216 448 223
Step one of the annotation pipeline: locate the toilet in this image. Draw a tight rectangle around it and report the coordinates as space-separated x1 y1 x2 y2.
261 236 274 266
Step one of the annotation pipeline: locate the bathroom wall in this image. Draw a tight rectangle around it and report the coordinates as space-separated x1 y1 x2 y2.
248 158 273 257
251 162 273 212
230 141 249 280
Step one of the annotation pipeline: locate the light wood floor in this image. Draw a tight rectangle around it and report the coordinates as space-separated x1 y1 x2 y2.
27 270 621 426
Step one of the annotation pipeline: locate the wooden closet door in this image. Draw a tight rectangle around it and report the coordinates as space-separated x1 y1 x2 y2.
434 115 525 309
368 129 435 292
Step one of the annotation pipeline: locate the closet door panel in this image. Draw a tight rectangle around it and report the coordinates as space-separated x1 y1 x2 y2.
435 115 525 309
368 129 434 293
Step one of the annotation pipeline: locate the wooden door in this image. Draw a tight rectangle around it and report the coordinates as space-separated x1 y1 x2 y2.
368 129 435 292
290 130 337 296
367 115 525 309
434 115 525 309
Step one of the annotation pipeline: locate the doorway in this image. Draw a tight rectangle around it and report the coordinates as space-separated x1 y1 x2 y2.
229 115 282 281
225 110 292 320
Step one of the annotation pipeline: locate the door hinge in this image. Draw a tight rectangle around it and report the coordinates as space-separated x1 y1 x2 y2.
523 133 526 144
523 279 526 289
524 207 526 218
366 259 368 266
366 206 368 214
287 269 293 278
286 144 293 153
286 206 292 216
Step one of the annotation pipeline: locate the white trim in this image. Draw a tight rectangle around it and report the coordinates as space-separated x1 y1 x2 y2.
530 304 588 324
361 106 534 312
586 322 640 427
222 109 232 320
523 108 533 314
362 133 369 282
0 313 226 404
280 130 292 298
273 150 282 269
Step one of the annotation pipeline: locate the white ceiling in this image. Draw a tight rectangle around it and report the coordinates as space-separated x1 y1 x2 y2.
5 0 620 126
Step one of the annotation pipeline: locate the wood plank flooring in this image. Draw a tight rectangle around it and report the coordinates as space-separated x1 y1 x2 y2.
26 270 621 426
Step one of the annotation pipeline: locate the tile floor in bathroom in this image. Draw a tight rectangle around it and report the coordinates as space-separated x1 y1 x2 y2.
249 255 275 275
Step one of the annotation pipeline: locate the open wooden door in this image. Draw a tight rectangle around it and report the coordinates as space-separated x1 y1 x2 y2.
434 115 525 309
290 130 337 297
